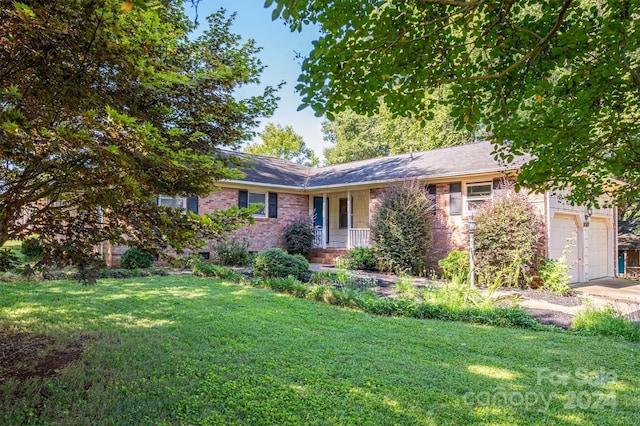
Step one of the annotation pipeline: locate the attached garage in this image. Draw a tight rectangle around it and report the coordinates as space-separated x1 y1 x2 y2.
587 218 609 279
549 215 581 283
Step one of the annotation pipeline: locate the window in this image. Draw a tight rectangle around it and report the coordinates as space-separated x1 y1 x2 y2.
158 195 186 210
449 183 461 215
248 192 267 217
238 190 277 218
339 197 352 229
157 195 198 213
466 182 492 213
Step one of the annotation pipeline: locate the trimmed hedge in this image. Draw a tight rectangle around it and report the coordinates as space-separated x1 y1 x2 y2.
253 248 309 279
121 248 155 269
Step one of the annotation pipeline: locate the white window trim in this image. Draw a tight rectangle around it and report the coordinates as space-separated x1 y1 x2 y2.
465 182 492 214
249 191 268 218
158 195 186 210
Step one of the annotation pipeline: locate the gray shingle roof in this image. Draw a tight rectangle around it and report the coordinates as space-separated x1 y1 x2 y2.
306 141 510 187
221 151 311 187
227 141 518 189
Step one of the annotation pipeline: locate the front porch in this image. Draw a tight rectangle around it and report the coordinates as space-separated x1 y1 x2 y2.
313 227 371 249
309 189 372 251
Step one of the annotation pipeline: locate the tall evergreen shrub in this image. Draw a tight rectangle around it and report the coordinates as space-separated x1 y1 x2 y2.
370 180 434 275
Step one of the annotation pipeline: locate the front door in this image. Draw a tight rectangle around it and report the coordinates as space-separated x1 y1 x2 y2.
313 196 329 243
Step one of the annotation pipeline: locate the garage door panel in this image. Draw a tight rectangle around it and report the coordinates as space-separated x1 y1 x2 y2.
550 216 579 283
588 219 608 279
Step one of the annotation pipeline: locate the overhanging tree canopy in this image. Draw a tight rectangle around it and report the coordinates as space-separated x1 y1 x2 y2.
322 100 474 164
268 0 639 206
244 123 319 166
0 0 277 280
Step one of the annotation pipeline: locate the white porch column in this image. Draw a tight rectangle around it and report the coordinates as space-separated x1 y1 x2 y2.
347 190 352 249
322 193 327 249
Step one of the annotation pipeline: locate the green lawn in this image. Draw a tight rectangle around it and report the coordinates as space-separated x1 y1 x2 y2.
0 276 638 425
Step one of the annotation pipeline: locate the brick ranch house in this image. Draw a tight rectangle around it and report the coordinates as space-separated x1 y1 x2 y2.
107 141 617 283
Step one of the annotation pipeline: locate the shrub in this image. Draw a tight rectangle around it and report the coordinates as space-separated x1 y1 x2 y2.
438 250 470 281
20 237 43 260
283 216 315 255
308 270 335 285
342 247 377 270
120 248 155 269
253 248 309 279
192 262 242 280
474 184 545 288
571 304 640 341
432 275 484 309
393 275 416 295
370 180 434 275
307 284 334 303
165 253 205 269
213 238 252 266
99 268 169 279
0 248 20 272
538 257 571 296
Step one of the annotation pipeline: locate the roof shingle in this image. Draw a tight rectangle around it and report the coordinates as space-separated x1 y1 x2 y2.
226 141 518 189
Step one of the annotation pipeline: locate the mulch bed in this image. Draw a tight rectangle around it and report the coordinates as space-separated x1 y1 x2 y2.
524 308 574 329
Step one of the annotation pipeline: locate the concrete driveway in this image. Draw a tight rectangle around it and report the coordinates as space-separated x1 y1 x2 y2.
570 278 640 321
571 278 640 303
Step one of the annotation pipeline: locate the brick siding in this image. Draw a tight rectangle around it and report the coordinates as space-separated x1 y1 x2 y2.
106 188 309 266
201 188 309 253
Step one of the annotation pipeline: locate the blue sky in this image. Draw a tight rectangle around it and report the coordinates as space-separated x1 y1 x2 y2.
185 1 327 160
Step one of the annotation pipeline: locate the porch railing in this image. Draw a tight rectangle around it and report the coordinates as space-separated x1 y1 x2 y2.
313 227 323 248
349 228 371 248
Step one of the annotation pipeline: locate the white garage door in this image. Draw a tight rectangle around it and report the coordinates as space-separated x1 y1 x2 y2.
550 215 579 283
588 219 608 279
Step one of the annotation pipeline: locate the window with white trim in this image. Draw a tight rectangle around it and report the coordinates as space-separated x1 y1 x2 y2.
158 195 186 210
248 192 267 217
466 182 492 213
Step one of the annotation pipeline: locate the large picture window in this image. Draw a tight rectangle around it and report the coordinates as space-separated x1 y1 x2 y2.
466 182 492 213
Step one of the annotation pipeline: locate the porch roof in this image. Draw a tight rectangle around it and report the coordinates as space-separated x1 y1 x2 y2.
223 141 523 190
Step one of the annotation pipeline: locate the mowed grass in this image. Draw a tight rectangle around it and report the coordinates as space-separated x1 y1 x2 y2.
0 276 638 425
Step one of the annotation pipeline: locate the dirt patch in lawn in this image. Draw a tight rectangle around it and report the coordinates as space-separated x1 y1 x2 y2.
523 308 574 329
0 331 84 381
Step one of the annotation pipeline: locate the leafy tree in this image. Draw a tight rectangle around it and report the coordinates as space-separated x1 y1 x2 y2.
0 1 277 281
323 100 474 164
244 123 319 166
268 0 640 206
